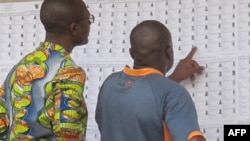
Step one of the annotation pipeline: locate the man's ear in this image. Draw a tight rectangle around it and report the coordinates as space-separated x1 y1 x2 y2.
69 22 78 36
165 46 173 60
129 48 134 59
165 46 174 68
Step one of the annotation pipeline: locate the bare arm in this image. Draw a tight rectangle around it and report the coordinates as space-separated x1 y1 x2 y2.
168 46 205 82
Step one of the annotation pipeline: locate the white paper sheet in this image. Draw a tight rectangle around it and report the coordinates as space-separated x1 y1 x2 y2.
0 0 250 141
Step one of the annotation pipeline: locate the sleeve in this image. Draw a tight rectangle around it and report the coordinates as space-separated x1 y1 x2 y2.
95 78 106 131
51 66 87 141
163 84 204 141
95 73 114 131
0 84 9 138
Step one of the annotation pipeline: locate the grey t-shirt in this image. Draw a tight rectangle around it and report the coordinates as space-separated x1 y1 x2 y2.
95 66 202 141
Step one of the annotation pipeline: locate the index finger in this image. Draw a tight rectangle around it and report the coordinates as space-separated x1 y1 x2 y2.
185 46 197 60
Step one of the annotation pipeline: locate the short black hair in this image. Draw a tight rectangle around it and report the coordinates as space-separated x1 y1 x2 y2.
40 0 86 34
130 20 172 54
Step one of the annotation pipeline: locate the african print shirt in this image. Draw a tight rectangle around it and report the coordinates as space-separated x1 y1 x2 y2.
0 42 87 141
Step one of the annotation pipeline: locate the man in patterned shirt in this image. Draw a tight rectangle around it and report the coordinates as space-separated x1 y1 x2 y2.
0 0 93 140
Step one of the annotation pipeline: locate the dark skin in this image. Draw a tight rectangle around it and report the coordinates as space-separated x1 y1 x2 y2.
40 0 91 53
129 20 206 141
169 46 205 83
129 20 174 74
130 20 204 82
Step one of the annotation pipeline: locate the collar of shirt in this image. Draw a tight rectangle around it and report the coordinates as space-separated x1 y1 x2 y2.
123 65 163 76
39 42 70 57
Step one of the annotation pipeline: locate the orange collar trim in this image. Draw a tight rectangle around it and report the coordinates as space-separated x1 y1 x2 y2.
123 65 163 76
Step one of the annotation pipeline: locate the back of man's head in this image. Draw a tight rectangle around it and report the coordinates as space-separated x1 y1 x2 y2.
40 0 87 34
129 20 173 73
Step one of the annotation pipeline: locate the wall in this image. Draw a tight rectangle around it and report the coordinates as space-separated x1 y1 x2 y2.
0 0 250 141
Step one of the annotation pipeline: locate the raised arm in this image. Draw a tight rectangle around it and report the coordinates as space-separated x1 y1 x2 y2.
168 46 205 82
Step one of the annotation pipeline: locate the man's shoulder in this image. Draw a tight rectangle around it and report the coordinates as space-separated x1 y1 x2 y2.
146 73 188 93
147 73 178 84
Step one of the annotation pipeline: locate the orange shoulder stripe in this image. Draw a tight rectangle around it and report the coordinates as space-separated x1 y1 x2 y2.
188 130 204 140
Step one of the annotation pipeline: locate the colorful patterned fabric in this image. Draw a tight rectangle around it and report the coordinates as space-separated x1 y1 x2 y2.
0 42 87 141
